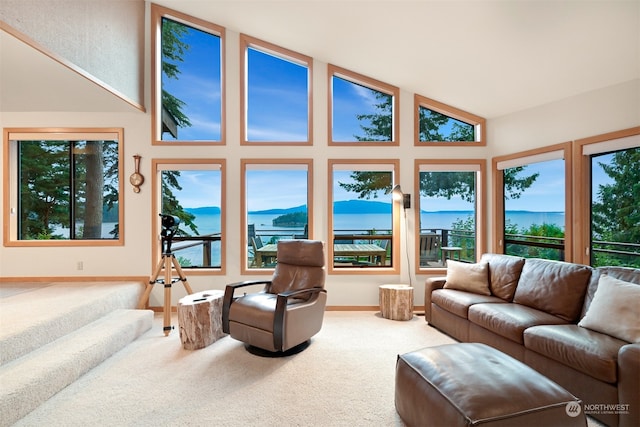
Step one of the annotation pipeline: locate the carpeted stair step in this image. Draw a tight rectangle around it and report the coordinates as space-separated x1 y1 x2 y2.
0 282 145 366
0 308 153 427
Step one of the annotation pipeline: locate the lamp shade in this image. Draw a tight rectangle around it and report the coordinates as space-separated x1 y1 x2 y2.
392 185 403 201
392 185 410 209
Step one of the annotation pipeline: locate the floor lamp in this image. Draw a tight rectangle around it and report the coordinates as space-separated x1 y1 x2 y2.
392 185 412 287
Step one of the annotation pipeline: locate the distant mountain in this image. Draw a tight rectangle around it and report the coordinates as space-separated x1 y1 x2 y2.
190 200 392 215
251 200 394 215
185 205 563 216
250 204 307 215
185 206 220 215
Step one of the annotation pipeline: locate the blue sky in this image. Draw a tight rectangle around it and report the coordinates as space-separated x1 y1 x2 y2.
246 169 308 211
161 21 222 141
161 19 613 213
166 170 221 209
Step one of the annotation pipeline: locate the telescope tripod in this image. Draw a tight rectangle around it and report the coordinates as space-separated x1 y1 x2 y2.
138 235 193 336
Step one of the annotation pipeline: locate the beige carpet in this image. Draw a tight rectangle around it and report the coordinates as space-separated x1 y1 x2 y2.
13 311 605 427
12 311 454 426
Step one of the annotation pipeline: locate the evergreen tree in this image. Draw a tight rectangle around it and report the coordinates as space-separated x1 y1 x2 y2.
343 97 539 201
158 19 199 236
592 148 640 266
161 18 192 129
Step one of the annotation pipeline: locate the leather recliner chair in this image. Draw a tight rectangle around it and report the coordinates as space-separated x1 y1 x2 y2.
222 240 327 355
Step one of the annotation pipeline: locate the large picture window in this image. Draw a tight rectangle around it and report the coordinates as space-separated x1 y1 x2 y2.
493 143 571 261
4 128 123 246
241 160 313 273
241 35 312 145
328 160 400 274
152 159 225 274
415 160 485 271
574 128 640 268
152 4 225 144
329 65 399 146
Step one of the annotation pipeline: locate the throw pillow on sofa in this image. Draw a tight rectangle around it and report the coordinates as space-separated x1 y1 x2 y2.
480 253 525 301
444 260 491 295
513 259 592 322
578 274 640 343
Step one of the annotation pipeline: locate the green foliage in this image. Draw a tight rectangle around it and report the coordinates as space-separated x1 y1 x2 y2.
451 215 476 260
418 108 474 142
591 147 640 267
18 140 119 240
160 170 198 236
420 171 476 202
19 141 69 239
177 256 192 267
272 211 307 226
345 97 538 201
161 18 192 128
502 167 539 200
506 222 565 260
338 171 393 199
592 148 640 243
355 92 393 141
157 21 201 240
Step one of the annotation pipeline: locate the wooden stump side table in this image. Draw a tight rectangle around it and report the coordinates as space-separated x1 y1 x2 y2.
177 290 226 350
379 284 414 321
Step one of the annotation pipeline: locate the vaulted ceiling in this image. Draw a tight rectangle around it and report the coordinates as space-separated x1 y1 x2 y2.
1 1 639 118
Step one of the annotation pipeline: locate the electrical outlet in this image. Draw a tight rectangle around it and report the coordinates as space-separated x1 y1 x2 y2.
77 261 84 271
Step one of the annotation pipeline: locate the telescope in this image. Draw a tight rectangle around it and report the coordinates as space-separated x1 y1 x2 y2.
160 213 181 230
141 213 193 336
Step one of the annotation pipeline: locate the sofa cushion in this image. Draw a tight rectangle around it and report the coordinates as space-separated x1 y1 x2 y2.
578 275 640 343
468 303 567 344
444 260 490 295
513 259 592 322
432 289 505 319
581 266 640 318
480 253 525 301
524 324 627 384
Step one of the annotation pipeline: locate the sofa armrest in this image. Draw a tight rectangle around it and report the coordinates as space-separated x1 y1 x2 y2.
618 343 640 427
424 276 447 323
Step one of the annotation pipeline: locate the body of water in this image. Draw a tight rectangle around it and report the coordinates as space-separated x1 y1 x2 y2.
249 211 565 233
167 211 566 267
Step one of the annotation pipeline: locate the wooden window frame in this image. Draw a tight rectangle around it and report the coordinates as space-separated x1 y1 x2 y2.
240 159 314 274
151 158 226 275
240 34 313 146
3 127 124 247
572 126 640 265
328 159 400 275
414 94 486 146
492 142 572 260
414 159 486 274
328 64 400 146
151 4 226 145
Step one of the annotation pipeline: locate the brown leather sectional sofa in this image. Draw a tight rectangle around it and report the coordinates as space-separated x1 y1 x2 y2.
425 253 639 427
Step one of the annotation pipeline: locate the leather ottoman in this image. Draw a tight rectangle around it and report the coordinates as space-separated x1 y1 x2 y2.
395 343 586 427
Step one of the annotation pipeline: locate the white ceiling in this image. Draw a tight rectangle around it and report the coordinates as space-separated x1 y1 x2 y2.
1 0 639 118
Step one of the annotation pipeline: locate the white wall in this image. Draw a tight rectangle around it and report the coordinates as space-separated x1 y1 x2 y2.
1 18 638 308
0 0 145 107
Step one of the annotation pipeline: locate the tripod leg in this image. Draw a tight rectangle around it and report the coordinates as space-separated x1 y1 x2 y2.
172 257 194 295
138 257 165 309
163 256 173 336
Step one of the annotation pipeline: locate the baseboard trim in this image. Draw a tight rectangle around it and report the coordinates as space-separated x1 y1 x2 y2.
146 305 425 312
0 276 148 283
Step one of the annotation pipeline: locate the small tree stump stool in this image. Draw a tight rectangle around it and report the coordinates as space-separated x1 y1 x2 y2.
379 284 414 321
177 290 226 350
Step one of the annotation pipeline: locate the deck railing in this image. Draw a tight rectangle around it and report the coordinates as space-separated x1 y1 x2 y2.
168 227 640 269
